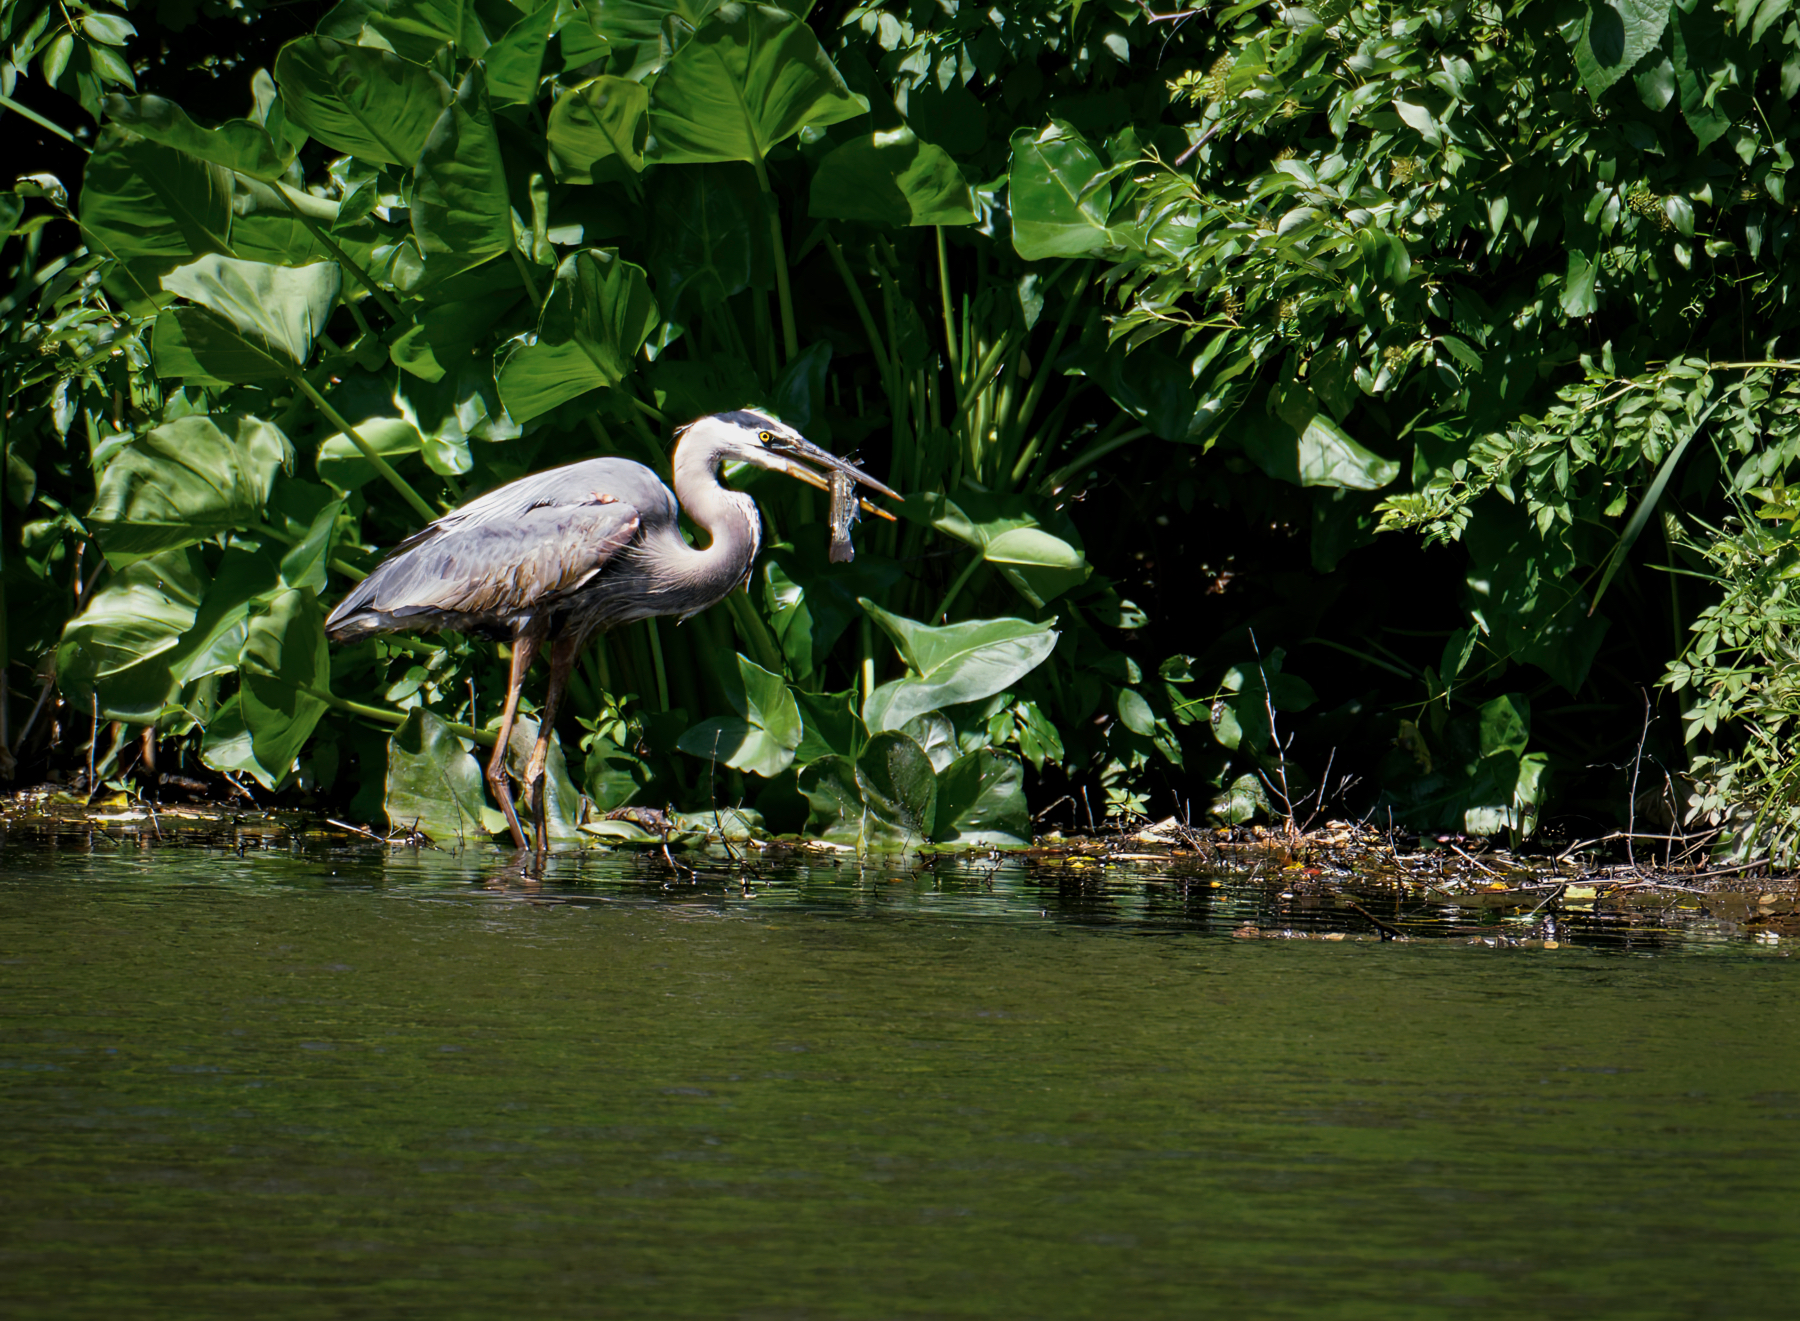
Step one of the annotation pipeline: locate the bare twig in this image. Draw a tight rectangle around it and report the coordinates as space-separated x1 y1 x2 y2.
1628 689 1651 868
1448 841 1504 877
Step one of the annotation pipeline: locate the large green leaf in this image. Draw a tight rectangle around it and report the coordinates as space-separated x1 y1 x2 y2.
676 652 802 777
902 488 1090 607
102 94 292 181
152 307 289 384
648 163 759 314
413 67 514 270
386 708 510 844
79 133 233 295
855 731 938 845
859 601 1059 733
161 254 342 370
808 127 975 227
486 0 566 105
164 548 281 686
274 36 450 167
87 414 293 565
495 248 659 420
933 749 1028 845
646 3 865 166
1574 0 1673 100
591 0 727 80
798 732 938 850
56 548 204 721
1008 121 1125 260
1240 410 1400 491
980 526 1088 609
343 0 500 60
546 75 649 183
223 593 333 795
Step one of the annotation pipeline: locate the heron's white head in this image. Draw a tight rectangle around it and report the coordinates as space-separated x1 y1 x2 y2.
675 409 901 504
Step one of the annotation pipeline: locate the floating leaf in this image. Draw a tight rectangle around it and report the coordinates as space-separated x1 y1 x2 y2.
385 709 509 844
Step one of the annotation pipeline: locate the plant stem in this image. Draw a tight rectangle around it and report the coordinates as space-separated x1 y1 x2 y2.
859 613 876 708
645 618 671 712
1041 425 1150 493
823 236 890 379
750 153 798 362
936 226 960 378
289 375 439 523
935 551 984 622
304 684 495 745
0 93 83 148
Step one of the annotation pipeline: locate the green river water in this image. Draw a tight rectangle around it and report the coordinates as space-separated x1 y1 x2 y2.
3 835 1798 1318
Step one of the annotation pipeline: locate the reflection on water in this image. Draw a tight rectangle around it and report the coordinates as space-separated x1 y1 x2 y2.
3 834 1798 1318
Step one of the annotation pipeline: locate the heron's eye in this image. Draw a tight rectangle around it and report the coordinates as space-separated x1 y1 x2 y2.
759 430 773 444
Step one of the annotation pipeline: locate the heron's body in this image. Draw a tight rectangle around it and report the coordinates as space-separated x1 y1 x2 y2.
325 409 895 854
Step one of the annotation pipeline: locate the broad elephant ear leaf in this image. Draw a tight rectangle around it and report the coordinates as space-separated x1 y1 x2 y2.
809 127 975 227
413 66 514 274
933 749 1028 845
87 414 294 565
201 587 332 790
104 94 293 180
1008 120 1127 260
56 548 204 722
859 600 1059 733
646 3 866 166
385 709 510 844
676 652 803 777
547 76 649 183
274 36 451 167
161 255 342 369
496 248 660 421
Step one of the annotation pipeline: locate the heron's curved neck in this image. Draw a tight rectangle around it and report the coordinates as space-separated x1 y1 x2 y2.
664 433 762 608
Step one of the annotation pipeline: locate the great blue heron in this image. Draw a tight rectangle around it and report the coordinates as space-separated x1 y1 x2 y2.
325 409 900 851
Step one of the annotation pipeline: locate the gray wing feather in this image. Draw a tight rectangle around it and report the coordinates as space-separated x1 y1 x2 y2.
327 458 673 640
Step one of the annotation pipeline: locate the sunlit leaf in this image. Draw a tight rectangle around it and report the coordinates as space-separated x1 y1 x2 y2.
274 36 451 167
385 708 510 844
495 249 659 420
547 75 649 182
859 600 1059 733
87 415 294 564
56 548 204 721
103 94 293 181
809 127 975 227
646 3 865 166
413 67 514 273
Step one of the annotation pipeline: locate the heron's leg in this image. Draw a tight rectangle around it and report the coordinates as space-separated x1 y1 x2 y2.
525 635 582 857
485 633 541 850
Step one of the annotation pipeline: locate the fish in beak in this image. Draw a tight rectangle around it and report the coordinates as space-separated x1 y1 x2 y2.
765 432 901 520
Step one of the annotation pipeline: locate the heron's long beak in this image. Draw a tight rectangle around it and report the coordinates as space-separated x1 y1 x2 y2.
774 436 901 521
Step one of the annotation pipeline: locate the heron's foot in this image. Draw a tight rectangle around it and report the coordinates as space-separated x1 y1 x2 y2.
486 767 529 850
527 770 550 858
